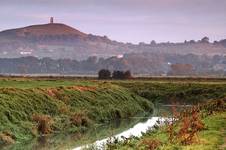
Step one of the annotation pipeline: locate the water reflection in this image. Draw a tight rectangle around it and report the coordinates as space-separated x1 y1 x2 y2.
2 104 184 150
74 104 190 150
3 115 149 150
74 117 165 150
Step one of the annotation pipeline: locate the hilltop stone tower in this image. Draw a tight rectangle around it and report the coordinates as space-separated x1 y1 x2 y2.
50 17 54 24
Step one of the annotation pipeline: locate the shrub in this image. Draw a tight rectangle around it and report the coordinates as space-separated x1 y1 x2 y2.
172 99 225 145
112 70 132 79
32 114 54 135
140 139 161 150
112 70 124 79
124 70 132 79
177 108 205 145
98 69 133 79
70 112 90 127
0 131 15 145
98 69 111 79
166 105 206 145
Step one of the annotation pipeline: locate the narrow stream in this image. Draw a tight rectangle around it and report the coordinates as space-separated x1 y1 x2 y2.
74 117 166 150
3 105 184 150
2 114 152 150
73 104 190 150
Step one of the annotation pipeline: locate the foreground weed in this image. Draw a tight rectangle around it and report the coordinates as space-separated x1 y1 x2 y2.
32 114 54 135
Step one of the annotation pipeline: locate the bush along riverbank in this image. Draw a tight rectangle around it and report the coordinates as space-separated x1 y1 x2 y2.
0 83 153 146
113 81 226 104
104 99 226 150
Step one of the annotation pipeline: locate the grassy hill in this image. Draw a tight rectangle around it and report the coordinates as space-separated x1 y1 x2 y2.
0 77 226 148
0 79 153 145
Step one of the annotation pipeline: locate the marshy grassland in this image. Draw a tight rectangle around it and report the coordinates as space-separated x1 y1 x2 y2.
0 78 152 145
105 99 226 150
0 77 225 149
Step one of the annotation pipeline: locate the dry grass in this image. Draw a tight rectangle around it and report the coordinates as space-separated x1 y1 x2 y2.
0 131 15 145
177 108 205 145
46 88 60 97
165 99 226 146
67 86 96 92
70 112 90 127
140 139 162 150
32 114 54 135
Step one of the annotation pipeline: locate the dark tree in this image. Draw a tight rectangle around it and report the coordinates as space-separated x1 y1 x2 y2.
112 70 124 79
98 69 111 79
124 70 132 79
112 70 132 79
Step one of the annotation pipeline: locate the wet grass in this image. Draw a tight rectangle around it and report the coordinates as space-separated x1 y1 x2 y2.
113 112 226 150
0 80 153 146
106 100 226 150
0 77 226 149
113 80 226 104
1 116 145 150
0 78 96 89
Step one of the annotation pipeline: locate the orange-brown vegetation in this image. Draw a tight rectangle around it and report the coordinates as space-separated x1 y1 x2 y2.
177 108 205 145
32 114 54 135
200 99 226 116
59 105 70 114
166 99 225 145
67 86 96 92
140 139 162 150
0 131 15 145
70 112 90 127
46 88 59 97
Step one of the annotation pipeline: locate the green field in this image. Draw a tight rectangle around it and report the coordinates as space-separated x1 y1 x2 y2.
0 77 226 149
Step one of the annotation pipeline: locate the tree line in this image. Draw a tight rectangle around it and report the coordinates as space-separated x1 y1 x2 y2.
98 69 132 79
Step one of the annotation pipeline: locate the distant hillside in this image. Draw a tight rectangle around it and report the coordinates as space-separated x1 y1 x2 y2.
217 39 226 47
0 53 225 76
0 23 133 60
0 22 226 60
0 23 87 37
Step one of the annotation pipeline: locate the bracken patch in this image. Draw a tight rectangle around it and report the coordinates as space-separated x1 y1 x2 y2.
45 88 59 97
140 139 162 150
32 114 54 135
67 86 96 92
0 131 15 145
70 112 90 127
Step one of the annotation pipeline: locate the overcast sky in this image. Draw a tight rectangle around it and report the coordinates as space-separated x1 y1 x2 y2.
0 0 226 43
